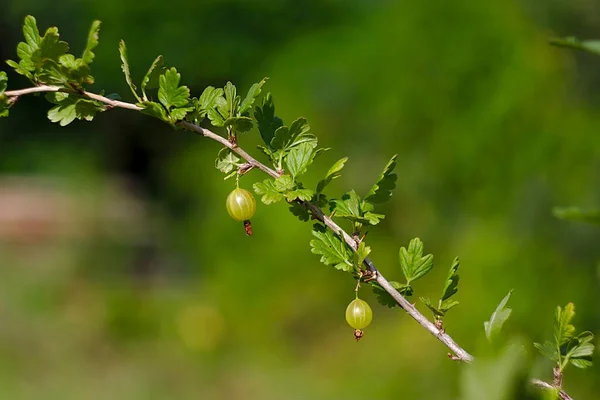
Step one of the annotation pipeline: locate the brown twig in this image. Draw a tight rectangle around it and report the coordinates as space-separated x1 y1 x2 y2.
3 84 474 363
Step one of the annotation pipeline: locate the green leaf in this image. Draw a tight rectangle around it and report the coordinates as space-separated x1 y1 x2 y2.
81 20 101 65
566 331 594 369
141 55 164 101
317 157 347 193
550 37 600 56
363 154 398 205
284 188 314 202
399 238 434 284
138 101 169 123
273 175 294 192
6 59 33 79
373 281 413 307
192 86 224 124
35 26 69 70
215 149 241 174
254 93 283 147
420 297 444 317
441 257 460 301
253 179 285 205
555 303 576 347
287 142 315 178
289 202 310 222
158 67 190 110
271 117 316 151
355 241 371 267
553 207 600 226
534 341 558 361
309 230 353 271
239 77 267 115
46 93 103 126
440 298 460 313
224 116 253 133
484 290 513 342
119 40 141 102
0 71 7 93
23 16 41 50
170 106 193 121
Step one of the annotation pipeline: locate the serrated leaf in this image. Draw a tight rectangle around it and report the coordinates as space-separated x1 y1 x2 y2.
239 77 267 115
215 149 241 174
34 27 69 71
158 67 190 110
373 281 413 308
355 241 371 267
565 331 594 369
289 202 310 222
23 16 41 50
254 93 283 147
82 20 101 65
534 341 559 361
274 175 294 192
46 94 103 126
441 257 460 301
138 101 168 122
309 230 353 271
6 59 33 79
570 358 593 368
222 81 239 119
0 71 7 93
420 297 445 317
317 157 347 193
399 238 433 284
332 190 361 218
555 303 576 347
271 117 316 151
440 299 460 313
170 106 193 121
553 207 600 226
363 154 398 205
550 37 600 55
141 55 164 101
224 116 253 132
285 188 314 202
253 179 285 204
287 142 315 178
484 290 513 342
119 40 141 102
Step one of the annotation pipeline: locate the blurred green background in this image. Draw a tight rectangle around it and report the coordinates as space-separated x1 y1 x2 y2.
1 0 599 399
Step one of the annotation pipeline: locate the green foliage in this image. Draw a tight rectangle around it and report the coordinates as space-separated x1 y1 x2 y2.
141 55 164 101
420 257 460 321
550 37 600 55
82 20 101 65
309 230 353 271
484 290 513 342
553 207 600 226
534 303 595 373
373 281 413 307
316 157 347 193
0 71 8 118
254 93 283 147
399 238 433 286
119 40 141 102
215 148 242 178
362 154 398 205
45 92 104 126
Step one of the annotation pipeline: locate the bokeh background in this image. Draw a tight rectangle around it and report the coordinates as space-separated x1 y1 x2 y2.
1 1 599 399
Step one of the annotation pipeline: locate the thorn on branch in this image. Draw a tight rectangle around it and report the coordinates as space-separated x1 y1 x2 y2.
238 163 254 175
448 353 461 361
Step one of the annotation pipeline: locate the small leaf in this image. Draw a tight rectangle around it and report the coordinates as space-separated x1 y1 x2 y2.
253 179 285 204
363 154 398 205
6 59 33 79
355 241 371 267
215 148 241 174
23 16 41 50
309 230 353 271
222 81 238 119
287 142 315 178
0 71 7 93
273 175 294 192
271 117 316 151
566 331 594 369
81 20 101 65
284 188 314 202
224 116 253 133
239 77 267 115
119 40 141 102
420 297 444 317
553 207 600 226
46 93 103 126
440 299 460 313
254 93 283 147
399 238 434 284
484 290 513 342
317 157 347 193
141 55 164 101
158 67 190 110
138 101 169 122
550 37 600 56
372 281 413 307
534 341 559 361
289 202 310 222
441 257 460 301
555 303 576 347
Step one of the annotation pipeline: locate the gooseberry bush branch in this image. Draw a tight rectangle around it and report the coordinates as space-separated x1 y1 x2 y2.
1 18 597 393
0 15 474 362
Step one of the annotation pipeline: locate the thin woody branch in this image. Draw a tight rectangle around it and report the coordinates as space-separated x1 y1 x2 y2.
3 84 474 363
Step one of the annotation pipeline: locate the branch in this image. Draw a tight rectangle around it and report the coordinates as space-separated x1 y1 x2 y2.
4 84 474 363
531 379 574 400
